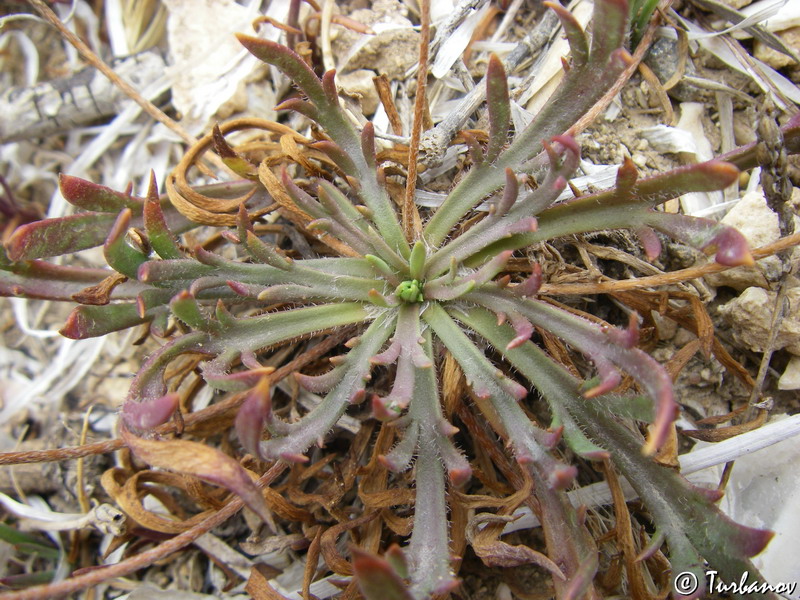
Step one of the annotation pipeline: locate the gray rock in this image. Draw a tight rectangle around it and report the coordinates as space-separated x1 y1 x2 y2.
717 286 800 355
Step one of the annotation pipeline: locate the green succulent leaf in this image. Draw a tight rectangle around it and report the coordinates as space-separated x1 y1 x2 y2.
6 212 119 261
60 302 153 339
58 174 144 213
485 54 511 163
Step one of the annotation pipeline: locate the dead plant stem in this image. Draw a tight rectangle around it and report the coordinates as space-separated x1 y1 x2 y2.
403 0 429 240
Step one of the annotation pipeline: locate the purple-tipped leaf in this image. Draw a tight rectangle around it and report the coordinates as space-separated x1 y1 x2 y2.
486 54 511 163
211 124 259 180
495 168 519 216
634 225 661 261
6 212 118 261
437 435 472 486
513 262 542 297
125 332 207 418
615 156 638 198
321 69 339 105
143 173 183 260
461 130 485 166
59 174 143 213
104 209 148 278
543 1 589 67
589 0 630 66
378 422 419 472
295 368 347 394
310 140 358 177
61 302 153 339
361 122 377 170
170 290 219 333
121 392 179 431
201 352 274 392
352 547 414 600
236 35 329 110
244 231 294 270
235 378 272 457
466 291 678 455
646 212 754 267
274 97 320 122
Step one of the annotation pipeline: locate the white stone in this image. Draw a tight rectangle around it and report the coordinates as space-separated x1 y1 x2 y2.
337 70 380 116
717 286 800 355
779 355 800 390
163 0 265 134
718 415 800 599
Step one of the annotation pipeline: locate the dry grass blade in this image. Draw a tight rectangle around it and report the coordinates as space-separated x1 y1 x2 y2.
320 512 379 575
246 564 288 600
638 61 675 125
466 512 565 578
303 526 324 600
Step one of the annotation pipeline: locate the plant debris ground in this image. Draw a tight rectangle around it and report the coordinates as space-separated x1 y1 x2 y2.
1 0 799 599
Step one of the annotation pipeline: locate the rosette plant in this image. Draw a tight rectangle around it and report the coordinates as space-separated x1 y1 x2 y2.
1 0 793 598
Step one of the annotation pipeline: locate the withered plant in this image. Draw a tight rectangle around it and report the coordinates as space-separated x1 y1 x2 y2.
2 0 798 598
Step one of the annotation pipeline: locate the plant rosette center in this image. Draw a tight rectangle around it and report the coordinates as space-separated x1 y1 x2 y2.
395 279 424 303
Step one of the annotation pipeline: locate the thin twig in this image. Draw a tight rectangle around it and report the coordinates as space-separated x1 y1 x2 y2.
373 74 405 137
0 463 288 600
75 406 93 514
403 0 430 240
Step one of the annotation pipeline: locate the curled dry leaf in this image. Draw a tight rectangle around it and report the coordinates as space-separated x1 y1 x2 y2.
466 512 565 579
120 427 275 530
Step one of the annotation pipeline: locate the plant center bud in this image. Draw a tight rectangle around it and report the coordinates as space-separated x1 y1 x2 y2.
395 279 424 303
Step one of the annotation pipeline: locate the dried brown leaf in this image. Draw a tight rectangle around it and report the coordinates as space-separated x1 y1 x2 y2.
304 527 323 600
466 513 565 578
71 273 128 306
246 564 290 600
320 512 379 575
121 428 275 528
682 408 768 442
101 468 212 534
